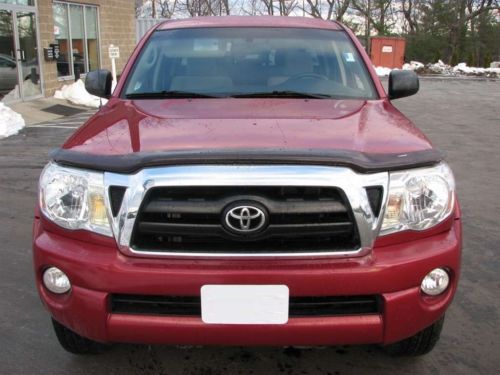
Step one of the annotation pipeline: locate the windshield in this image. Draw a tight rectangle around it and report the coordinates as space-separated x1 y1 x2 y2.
123 27 377 100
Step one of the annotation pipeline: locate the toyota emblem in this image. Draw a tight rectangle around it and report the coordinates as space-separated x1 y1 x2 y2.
223 204 268 234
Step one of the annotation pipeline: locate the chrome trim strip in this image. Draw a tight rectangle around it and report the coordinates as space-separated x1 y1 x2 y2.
104 165 389 259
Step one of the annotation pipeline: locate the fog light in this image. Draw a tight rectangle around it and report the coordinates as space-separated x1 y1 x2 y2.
43 267 71 294
421 268 449 296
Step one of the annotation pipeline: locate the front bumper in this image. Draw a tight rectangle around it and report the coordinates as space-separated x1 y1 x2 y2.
33 217 461 346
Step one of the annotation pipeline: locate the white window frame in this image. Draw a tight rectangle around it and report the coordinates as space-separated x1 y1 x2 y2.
53 1 101 80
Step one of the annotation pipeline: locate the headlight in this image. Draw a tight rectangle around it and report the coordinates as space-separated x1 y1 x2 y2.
39 163 112 236
380 162 455 235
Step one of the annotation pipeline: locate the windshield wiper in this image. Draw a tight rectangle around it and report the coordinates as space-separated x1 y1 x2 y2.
125 90 221 99
230 91 334 99
126 90 344 99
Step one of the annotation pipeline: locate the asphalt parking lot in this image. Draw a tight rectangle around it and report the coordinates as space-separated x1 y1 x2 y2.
1 78 499 374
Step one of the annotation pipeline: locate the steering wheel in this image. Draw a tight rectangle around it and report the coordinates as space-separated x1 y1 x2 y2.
288 73 329 81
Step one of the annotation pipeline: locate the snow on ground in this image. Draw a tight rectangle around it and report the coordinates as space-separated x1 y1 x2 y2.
375 61 500 78
54 79 107 108
0 103 25 139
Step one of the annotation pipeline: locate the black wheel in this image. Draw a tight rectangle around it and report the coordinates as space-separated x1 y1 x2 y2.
383 315 445 356
52 319 110 355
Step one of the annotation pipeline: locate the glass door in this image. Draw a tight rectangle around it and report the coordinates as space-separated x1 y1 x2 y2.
0 6 41 102
15 10 41 99
0 10 20 101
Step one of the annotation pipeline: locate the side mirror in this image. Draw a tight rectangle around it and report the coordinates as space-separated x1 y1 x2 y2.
388 70 419 100
85 69 112 98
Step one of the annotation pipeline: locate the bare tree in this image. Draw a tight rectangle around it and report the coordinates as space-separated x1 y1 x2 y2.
260 0 276 14
352 0 394 34
302 0 351 21
277 0 299 15
158 0 180 18
303 0 323 18
222 0 231 14
241 0 262 14
401 0 420 33
136 0 145 17
178 0 232 16
334 0 352 20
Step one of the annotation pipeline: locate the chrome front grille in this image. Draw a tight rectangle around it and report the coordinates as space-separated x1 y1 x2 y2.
104 165 389 258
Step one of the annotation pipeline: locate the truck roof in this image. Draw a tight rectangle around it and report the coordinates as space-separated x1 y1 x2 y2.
156 16 343 31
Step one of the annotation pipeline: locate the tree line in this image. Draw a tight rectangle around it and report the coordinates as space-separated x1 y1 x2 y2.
136 0 500 67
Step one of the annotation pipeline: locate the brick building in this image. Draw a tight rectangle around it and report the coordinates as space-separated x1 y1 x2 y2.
0 0 135 102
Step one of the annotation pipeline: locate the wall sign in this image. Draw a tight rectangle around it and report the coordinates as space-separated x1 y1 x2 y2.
108 45 120 59
51 44 60 59
43 44 60 61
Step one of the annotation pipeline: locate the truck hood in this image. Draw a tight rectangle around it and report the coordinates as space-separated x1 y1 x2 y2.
63 98 433 156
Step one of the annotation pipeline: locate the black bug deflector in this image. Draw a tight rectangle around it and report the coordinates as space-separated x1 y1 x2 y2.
49 148 444 174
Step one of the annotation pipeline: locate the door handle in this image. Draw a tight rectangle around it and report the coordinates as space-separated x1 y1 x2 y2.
16 49 26 62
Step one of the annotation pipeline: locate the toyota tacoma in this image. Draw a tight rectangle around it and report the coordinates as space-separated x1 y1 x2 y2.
33 16 461 356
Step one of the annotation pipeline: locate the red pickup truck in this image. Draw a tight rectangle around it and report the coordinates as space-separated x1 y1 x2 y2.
33 16 461 356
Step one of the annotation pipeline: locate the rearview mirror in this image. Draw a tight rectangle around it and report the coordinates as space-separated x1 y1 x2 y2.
388 70 419 100
85 69 112 98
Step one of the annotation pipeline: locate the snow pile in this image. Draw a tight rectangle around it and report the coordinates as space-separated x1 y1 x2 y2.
374 66 393 76
54 79 107 108
453 62 500 77
1 85 21 103
422 61 499 77
0 103 25 139
1 81 40 103
426 60 456 75
402 61 425 72
375 61 424 76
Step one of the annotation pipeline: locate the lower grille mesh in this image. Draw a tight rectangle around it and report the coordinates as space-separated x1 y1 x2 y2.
110 294 382 317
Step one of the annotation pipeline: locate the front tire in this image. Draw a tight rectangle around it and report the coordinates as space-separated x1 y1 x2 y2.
383 315 445 356
52 319 110 355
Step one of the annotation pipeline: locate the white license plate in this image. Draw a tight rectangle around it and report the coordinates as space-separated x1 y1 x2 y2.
201 285 289 324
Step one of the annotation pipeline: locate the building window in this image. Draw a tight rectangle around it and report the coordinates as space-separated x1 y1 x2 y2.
85 6 99 71
53 3 71 77
0 1 35 5
53 2 100 78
